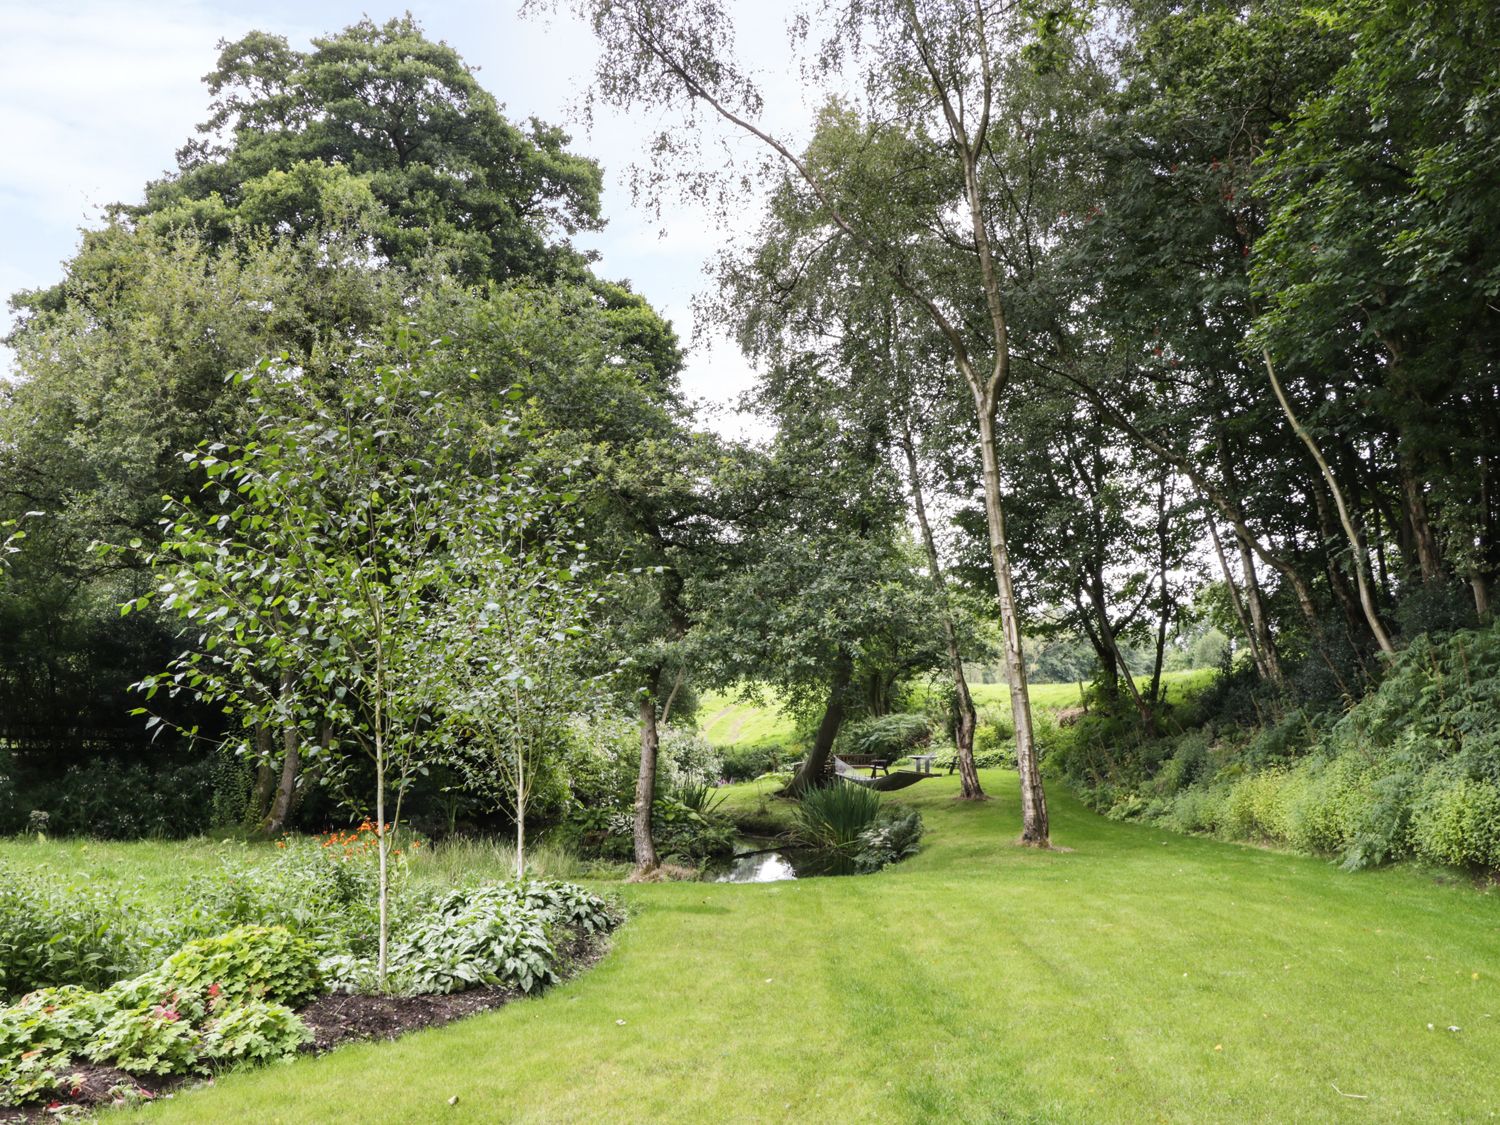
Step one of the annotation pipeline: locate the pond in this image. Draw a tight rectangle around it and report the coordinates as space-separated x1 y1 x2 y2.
706 837 855 883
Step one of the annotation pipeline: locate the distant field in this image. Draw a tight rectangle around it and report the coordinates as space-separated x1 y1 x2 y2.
696 688 801 749
966 667 1215 722
699 669 1216 749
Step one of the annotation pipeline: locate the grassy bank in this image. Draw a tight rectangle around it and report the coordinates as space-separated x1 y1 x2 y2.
4 770 1488 1122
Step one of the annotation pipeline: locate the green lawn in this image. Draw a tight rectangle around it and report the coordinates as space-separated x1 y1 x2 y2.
47 769 1492 1124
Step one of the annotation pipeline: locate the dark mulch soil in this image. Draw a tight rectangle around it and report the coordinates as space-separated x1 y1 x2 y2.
296 984 524 1051
0 931 610 1123
0 1064 175 1123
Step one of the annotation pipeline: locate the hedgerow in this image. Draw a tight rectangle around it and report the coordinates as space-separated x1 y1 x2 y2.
1057 623 1500 871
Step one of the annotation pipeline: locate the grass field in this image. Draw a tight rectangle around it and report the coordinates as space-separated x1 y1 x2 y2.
697 687 801 748
8 767 1492 1123
698 669 1217 749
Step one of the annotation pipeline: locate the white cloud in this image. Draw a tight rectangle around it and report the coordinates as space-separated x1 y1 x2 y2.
0 2 248 224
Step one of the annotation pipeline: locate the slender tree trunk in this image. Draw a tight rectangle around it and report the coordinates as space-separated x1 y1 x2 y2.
375 719 387 985
1311 481 1370 641
1087 584 1152 729
1234 532 1283 683
259 726 300 838
1400 458 1442 582
976 409 1048 845
1207 518 1268 680
633 686 661 874
658 668 685 727
256 671 301 838
1209 422 1282 683
1263 348 1395 655
516 744 526 880
783 650 854 798
898 418 984 799
1149 477 1172 705
248 725 275 827
1473 575 1492 623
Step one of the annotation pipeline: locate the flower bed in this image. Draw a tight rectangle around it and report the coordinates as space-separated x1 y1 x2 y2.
1 877 619 1117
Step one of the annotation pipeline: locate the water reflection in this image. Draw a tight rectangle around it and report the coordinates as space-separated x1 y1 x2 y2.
712 849 799 883
708 839 856 882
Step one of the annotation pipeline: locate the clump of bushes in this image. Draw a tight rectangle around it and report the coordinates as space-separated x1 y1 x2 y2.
176 834 388 956
322 878 617 996
1 925 315 1104
562 792 737 863
372 881 615 996
792 783 884 852
929 723 1018 772
854 809 925 872
719 742 789 782
560 716 738 863
790 783 925 873
0 871 621 1107
845 714 930 760
0 865 165 999
1 757 219 839
1061 623 1500 872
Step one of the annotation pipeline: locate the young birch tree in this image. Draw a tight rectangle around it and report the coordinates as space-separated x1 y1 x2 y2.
129 348 570 982
430 458 604 879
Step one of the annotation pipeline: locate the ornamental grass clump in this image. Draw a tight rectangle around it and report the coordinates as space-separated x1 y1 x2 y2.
792 783 884 853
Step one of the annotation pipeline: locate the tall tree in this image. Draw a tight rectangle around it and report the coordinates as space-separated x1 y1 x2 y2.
561 0 1113 844
134 16 604 286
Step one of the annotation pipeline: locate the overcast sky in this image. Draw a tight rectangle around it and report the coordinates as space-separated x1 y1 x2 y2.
0 0 818 430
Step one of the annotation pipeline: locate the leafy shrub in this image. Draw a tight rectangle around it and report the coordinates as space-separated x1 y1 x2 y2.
178 837 385 956
326 879 617 997
846 713 930 759
499 879 618 937
853 809 925 872
87 1002 205 1075
1285 754 1369 855
565 793 736 862
200 998 311 1065
1058 623 1500 872
676 780 728 817
1411 775 1500 867
1151 732 1210 795
0 986 113 1103
1160 785 1228 836
930 733 1016 772
1 928 319 1099
0 865 160 999
1393 578 1479 641
792 783 883 852
660 728 723 787
116 925 322 1010
26 757 218 840
1222 770 1297 841
388 889 555 995
719 742 787 782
